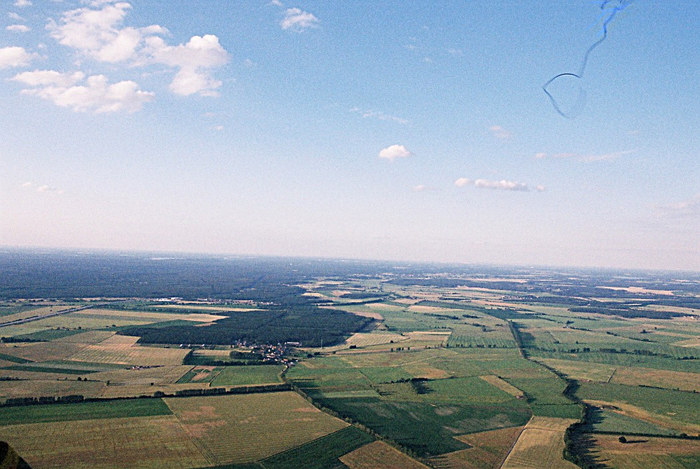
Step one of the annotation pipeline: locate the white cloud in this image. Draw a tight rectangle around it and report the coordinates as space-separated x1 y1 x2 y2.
21 181 32 187
12 70 85 87
535 185 546 192
350 108 408 125
379 144 412 161
455 177 535 192
7 24 30 33
0 46 37 68
269 0 284 6
535 149 634 162
37 185 63 194
281 8 319 31
489 125 512 139
8 13 24 21
14 0 32 7
17 71 154 113
46 2 228 97
144 35 229 96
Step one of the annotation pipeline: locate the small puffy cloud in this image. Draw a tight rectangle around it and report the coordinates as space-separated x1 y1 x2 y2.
489 125 512 139
0 46 37 68
8 13 24 21
16 71 154 113
281 8 319 31
21 181 32 187
379 144 412 161
46 2 228 98
475 179 528 191
535 149 634 162
269 0 284 6
7 24 30 33
455 177 536 192
48 2 146 63
14 0 31 7
144 34 229 96
454 177 471 187
37 185 63 194
213 125 224 131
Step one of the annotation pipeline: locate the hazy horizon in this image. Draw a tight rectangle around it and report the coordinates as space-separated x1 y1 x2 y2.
2 1 698 271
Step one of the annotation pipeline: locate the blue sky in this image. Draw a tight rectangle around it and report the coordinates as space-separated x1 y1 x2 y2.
1 0 698 270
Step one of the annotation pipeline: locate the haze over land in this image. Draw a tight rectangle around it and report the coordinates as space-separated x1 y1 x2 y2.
1 1 698 270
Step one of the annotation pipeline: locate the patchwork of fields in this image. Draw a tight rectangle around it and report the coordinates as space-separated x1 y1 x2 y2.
0 263 698 468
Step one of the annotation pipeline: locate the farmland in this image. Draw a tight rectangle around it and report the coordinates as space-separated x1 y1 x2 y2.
0 251 698 468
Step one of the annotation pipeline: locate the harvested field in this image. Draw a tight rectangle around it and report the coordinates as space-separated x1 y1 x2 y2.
90 365 192 386
0 341 87 362
536 358 616 382
437 425 525 469
501 417 579 469
584 399 700 435
73 308 226 323
340 440 430 469
346 332 407 348
590 434 700 469
0 415 208 469
164 392 348 464
610 367 700 392
0 379 105 403
66 343 188 366
147 304 261 312
56 330 116 344
479 375 525 398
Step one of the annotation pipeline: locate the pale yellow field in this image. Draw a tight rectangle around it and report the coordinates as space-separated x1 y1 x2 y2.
66 343 188 366
441 426 524 469
98 383 211 399
0 379 105 403
164 392 348 464
536 358 616 382
73 308 226 323
0 341 87 362
346 332 407 347
0 415 209 469
0 306 74 325
610 367 700 392
479 375 525 398
501 417 579 469
88 365 192 386
340 441 430 469
591 434 700 469
56 331 116 344
585 400 700 435
151 304 261 312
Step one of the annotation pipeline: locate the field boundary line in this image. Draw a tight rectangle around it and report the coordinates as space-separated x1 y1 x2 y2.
162 398 218 466
498 416 531 469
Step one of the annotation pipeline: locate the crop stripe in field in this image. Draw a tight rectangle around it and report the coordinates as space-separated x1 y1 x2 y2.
498 416 531 469
162 398 218 465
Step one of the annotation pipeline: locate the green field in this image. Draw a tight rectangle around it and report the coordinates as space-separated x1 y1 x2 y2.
254 426 373 469
576 383 700 428
0 398 172 425
585 408 680 436
210 365 283 386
